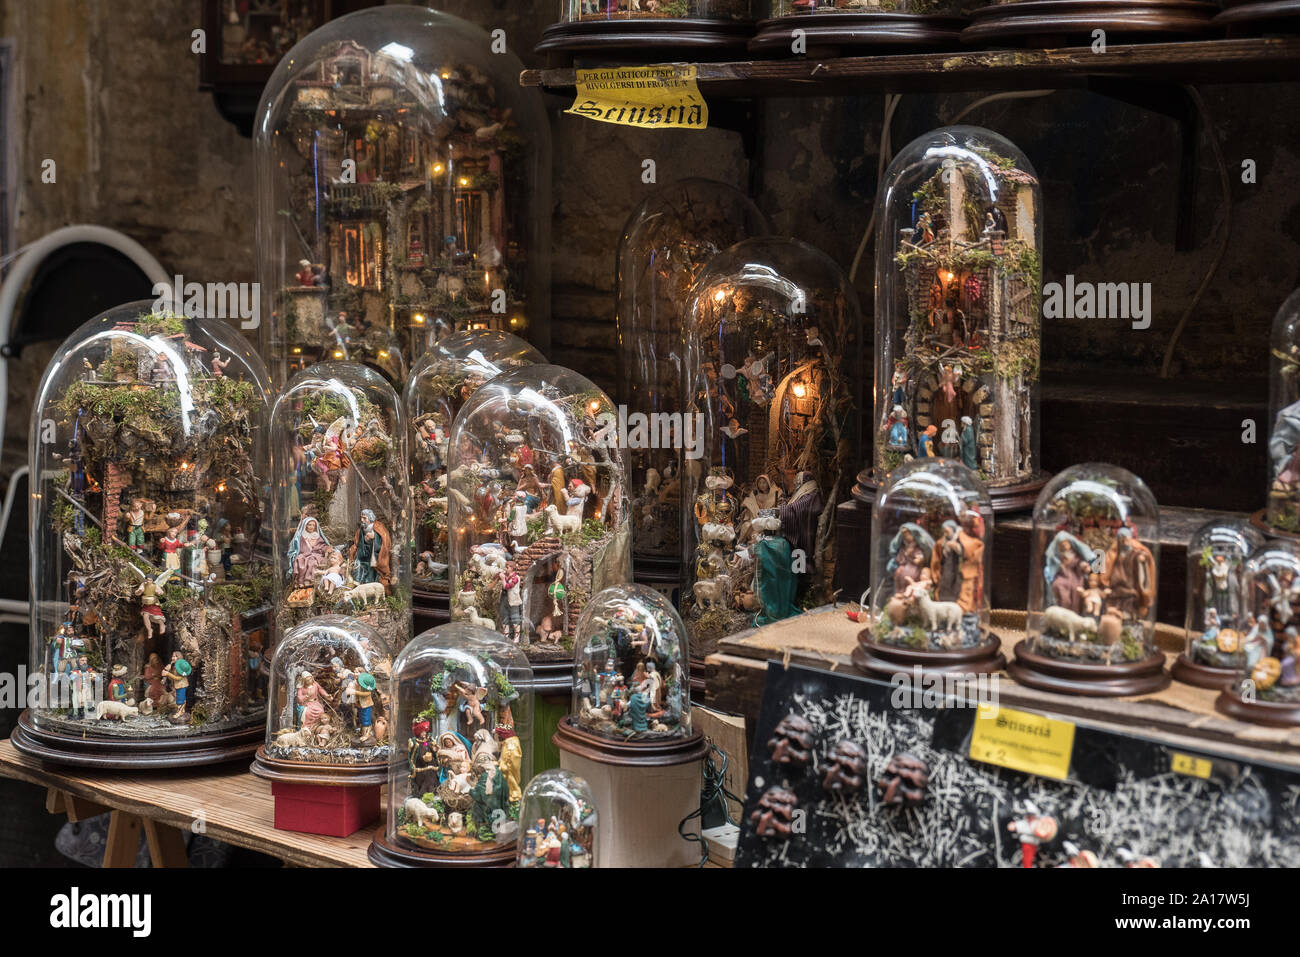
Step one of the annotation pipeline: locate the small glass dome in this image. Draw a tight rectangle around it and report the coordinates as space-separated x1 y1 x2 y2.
270 361 411 653
447 364 631 663
1267 287 1300 533
868 458 993 652
1181 519 1263 675
516 769 597 868
408 330 545 597
254 5 551 387
28 303 272 743
1223 543 1300 708
386 623 533 857
616 179 767 569
680 236 862 653
573 584 691 740
873 126 1042 497
557 1 752 24
264 615 394 764
1025 463 1161 664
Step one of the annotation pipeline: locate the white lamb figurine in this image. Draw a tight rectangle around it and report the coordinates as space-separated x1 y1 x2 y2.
544 504 582 536
463 606 496 632
95 699 139 721
403 797 440 828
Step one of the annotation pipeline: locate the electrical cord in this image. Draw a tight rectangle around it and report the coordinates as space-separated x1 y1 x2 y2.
678 740 746 868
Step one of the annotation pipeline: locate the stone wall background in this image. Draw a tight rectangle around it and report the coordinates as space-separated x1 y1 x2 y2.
0 0 1297 480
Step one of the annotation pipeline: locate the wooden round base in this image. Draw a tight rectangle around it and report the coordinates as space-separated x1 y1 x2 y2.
749 13 967 54
553 715 709 767
1215 688 1300 726
11 709 262 770
250 747 388 787
535 18 753 58
962 0 1218 45
1170 653 1236 690
852 633 1006 678
366 826 516 868
854 468 1048 513
1215 0 1300 33
1249 508 1300 542
1007 640 1169 697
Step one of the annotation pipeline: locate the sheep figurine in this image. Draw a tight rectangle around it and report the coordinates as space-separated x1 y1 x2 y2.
403 797 440 828
544 504 582 537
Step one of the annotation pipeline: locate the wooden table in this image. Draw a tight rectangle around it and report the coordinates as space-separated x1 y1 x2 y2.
0 738 375 867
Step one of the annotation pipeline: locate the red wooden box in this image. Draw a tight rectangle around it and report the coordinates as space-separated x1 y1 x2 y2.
270 781 381 837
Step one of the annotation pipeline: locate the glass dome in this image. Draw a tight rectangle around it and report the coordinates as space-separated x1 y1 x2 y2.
1267 287 1300 533
516 769 597 868
1024 463 1161 666
385 623 533 858
573 584 691 740
447 364 631 663
270 361 411 654
254 5 551 388
1179 519 1263 678
680 236 862 653
616 179 767 571
1220 543 1300 712
264 615 394 764
27 302 272 743
407 329 545 598
867 458 993 653
557 1 752 24
873 126 1042 499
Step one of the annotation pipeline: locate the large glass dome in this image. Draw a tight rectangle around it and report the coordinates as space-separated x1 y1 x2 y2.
254 5 551 387
572 584 691 741
447 364 631 666
269 361 411 654
1267 287 1300 534
616 179 767 573
873 126 1042 505
381 623 533 862
263 615 394 765
26 302 272 749
680 236 862 654
407 329 545 599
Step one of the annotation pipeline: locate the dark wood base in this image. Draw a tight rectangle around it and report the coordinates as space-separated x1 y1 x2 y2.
412 588 451 634
250 747 388 787
749 13 968 55
1215 0 1300 34
1007 640 1170 697
366 826 516 868
853 468 1048 513
11 709 262 770
1250 507 1300 541
1215 688 1300 726
535 17 753 60
1170 652 1236 690
552 714 709 767
962 0 1219 45
851 633 1006 678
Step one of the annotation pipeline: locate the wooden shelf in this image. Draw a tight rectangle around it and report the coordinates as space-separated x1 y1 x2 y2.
521 36 1300 96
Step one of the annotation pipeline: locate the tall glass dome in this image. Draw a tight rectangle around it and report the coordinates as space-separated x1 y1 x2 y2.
1216 542 1300 726
1010 463 1168 697
1172 519 1263 688
680 237 862 655
855 458 1003 676
517 769 597 868
447 364 631 668
616 179 767 576
1266 287 1300 534
371 622 533 866
254 5 551 388
407 329 544 600
572 584 691 741
873 126 1043 510
20 302 273 763
269 361 411 654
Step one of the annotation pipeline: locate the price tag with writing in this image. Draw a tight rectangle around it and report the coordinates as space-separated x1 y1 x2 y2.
566 65 708 131
968 706 1075 780
1170 752 1212 779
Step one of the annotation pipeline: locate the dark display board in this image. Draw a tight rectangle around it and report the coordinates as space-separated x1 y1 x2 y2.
736 663 1300 868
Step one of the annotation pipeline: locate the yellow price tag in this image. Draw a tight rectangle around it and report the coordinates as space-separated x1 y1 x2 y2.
566 65 708 131
1170 752 1212 779
969 706 1075 780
